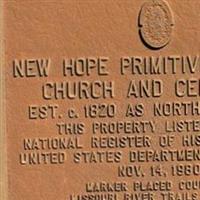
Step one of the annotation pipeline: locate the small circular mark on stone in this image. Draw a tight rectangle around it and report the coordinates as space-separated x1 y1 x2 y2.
59 114 63 119
139 0 174 49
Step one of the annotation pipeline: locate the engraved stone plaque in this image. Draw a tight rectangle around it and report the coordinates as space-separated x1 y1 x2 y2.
2 0 200 200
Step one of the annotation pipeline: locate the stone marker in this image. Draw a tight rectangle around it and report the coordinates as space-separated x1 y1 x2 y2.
1 0 200 200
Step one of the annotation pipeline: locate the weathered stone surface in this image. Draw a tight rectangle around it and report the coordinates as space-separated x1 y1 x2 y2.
3 1 200 200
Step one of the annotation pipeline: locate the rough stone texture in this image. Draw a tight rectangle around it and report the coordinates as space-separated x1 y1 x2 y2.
4 1 200 200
